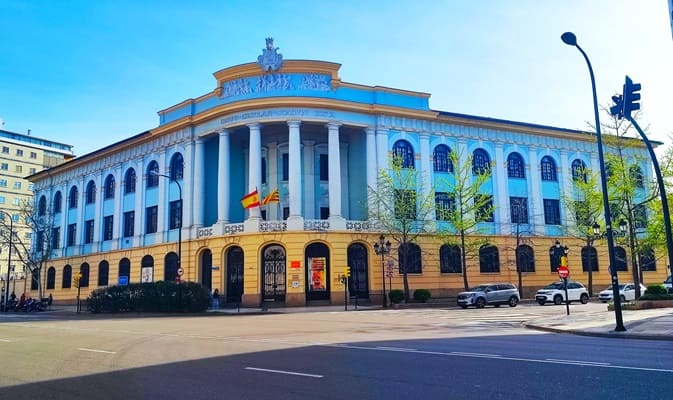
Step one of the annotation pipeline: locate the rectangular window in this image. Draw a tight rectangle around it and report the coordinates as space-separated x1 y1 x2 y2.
320 207 329 220
0 179 6 187
435 192 455 221
16 149 23 156
123 211 135 237
283 207 290 220
0 196 4 203
475 195 494 222
1 146 8 153
261 157 267 185
84 220 94 244
261 209 267 220
394 189 417 219
319 154 329 181
510 197 529 224
634 204 647 229
13 182 21 189
103 215 114 241
15 165 22 173
145 206 158 234
543 199 561 225
67 223 77 246
169 200 182 229
282 153 289 181
12 198 20 206
52 227 60 249
29 168 36 174
30 152 37 159
0 163 8 170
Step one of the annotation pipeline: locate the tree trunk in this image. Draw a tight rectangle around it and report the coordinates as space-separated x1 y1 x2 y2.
460 231 469 290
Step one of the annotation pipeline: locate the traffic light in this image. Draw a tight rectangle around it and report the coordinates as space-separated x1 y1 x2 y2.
73 272 82 288
622 75 641 119
560 255 568 268
609 94 623 119
344 266 351 278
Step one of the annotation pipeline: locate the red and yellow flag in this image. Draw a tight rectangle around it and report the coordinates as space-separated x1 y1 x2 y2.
240 189 260 209
262 188 280 205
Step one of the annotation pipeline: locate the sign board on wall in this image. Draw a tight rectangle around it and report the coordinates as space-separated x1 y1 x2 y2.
118 276 129 286
291 260 301 269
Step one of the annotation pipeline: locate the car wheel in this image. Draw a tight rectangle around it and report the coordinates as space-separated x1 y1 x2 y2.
460 305 468 309
537 300 546 306
553 295 563 305
494 304 501 308
620 295 626 303
580 293 589 304
508 296 518 307
476 297 486 308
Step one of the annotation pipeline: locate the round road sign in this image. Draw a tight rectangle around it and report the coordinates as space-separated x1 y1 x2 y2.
558 266 569 279
177 267 184 277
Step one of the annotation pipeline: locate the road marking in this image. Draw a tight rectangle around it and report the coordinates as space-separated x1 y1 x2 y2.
375 346 417 352
0 339 11 342
451 351 502 358
245 367 323 378
78 348 116 354
546 358 610 366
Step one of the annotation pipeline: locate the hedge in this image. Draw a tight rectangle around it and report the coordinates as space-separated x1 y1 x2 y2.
87 281 211 313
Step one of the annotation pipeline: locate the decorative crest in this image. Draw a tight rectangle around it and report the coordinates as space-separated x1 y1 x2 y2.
257 37 283 72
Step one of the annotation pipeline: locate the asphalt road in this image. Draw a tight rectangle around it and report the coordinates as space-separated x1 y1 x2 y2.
0 304 671 399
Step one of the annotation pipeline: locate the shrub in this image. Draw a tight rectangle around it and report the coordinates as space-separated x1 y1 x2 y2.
413 289 431 303
644 285 669 296
388 289 404 304
640 285 673 300
87 281 211 313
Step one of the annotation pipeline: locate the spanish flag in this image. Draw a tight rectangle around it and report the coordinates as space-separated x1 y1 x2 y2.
240 189 260 209
262 188 280 205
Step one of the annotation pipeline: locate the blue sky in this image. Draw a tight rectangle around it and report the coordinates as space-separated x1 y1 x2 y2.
1 1 672 156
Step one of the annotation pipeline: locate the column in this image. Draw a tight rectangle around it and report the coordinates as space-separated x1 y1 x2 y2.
192 138 205 227
247 123 262 221
76 176 85 252
376 128 388 173
59 183 67 257
157 151 167 236
528 148 544 234
419 133 432 221
92 173 103 251
112 166 122 250
303 140 315 219
494 143 509 234
366 128 377 208
327 122 345 228
287 120 303 230
559 150 571 225
182 141 194 228
217 129 230 223
267 142 279 220
133 158 144 247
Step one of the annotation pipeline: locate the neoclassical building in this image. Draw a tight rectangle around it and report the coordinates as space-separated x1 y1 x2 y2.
27 39 665 306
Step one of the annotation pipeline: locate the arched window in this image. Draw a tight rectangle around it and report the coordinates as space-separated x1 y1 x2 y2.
581 246 599 272
146 161 159 188
46 267 56 289
62 265 72 289
98 260 109 286
614 246 628 272
164 252 179 281
549 245 563 272
541 156 557 181
53 191 62 213
141 255 154 283
629 165 644 188
439 244 461 273
479 245 500 273
639 248 656 271
433 145 453 173
472 148 491 175
398 242 422 274
124 168 136 194
80 263 90 287
507 152 525 178
104 174 115 199
516 245 535 272
85 180 96 204
38 195 46 216
392 140 415 169
68 186 78 209
170 153 184 181
119 258 131 283
572 159 587 183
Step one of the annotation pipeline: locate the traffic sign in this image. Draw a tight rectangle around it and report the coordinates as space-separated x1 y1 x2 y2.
558 266 570 279
177 267 184 277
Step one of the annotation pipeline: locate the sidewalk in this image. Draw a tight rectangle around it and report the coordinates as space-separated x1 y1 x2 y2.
524 307 673 341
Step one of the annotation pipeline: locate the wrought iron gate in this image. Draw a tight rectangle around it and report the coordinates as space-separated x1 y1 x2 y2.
262 244 286 303
347 243 369 299
226 246 244 303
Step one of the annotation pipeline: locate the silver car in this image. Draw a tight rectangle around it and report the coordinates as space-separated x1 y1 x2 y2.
457 283 520 309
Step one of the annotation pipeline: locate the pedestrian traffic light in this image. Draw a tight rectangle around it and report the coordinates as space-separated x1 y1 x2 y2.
560 255 568 268
609 94 623 119
622 75 641 119
73 272 82 288
344 266 351 278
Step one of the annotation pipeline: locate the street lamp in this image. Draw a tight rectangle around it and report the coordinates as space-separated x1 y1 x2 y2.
152 172 183 281
561 31 626 332
0 210 13 312
373 235 391 308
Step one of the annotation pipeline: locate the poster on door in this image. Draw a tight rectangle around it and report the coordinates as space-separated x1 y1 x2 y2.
309 257 326 292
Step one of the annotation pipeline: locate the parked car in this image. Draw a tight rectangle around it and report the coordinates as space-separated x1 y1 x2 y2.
664 275 672 294
535 281 589 305
457 283 520 309
598 283 647 303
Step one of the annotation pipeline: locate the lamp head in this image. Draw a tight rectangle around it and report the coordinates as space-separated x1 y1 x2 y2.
563 246 569 255
561 32 577 46
592 222 601 235
619 219 627 233
555 240 561 248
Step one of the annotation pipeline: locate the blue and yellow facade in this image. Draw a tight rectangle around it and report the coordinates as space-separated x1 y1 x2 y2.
27 39 666 306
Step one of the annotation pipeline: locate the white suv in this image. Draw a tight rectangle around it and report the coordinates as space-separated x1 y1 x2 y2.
536 281 589 305
598 283 647 303
664 275 672 294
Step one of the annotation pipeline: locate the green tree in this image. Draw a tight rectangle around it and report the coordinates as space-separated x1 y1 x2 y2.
435 150 494 290
367 156 436 302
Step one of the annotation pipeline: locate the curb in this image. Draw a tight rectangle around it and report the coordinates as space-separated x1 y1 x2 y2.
524 323 673 341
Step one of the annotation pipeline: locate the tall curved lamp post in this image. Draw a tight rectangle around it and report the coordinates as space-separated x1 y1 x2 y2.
373 235 391 308
561 31 625 331
153 173 183 281
0 210 13 312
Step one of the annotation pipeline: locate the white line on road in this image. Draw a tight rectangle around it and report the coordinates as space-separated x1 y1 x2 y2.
451 351 502 358
375 346 417 352
546 358 611 366
78 348 116 354
0 339 11 342
245 367 323 378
